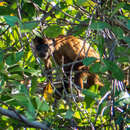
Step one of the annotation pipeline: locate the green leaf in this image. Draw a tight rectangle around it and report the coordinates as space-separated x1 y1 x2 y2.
115 46 126 55
83 89 99 107
126 20 130 30
35 97 41 110
83 89 99 99
23 0 30 2
26 100 36 119
39 102 49 112
32 0 42 6
0 80 4 92
122 37 130 45
89 63 100 73
19 84 29 95
20 22 39 33
112 26 124 39
9 74 23 81
117 57 129 63
30 76 38 95
0 80 4 87
4 16 20 26
99 64 108 73
59 2 68 9
21 3 36 19
8 65 24 73
65 109 74 119
89 62 108 73
6 54 17 65
90 21 110 31
13 93 35 119
111 2 125 17
0 52 3 63
44 25 62 38
123 3 130 10
77 0 88 6
82 57 97 66
104 60 124 80
16 50 24 62
0 7 14 15
66 0 73 5
96 35 104 57
25 111 34 121
24 68 40 76
73 24 88 36
35 97 49 112
13 93 29 106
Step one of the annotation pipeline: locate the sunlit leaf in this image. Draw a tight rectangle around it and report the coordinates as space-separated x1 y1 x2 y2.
44 25 62 38
19 84 29 95
39 101 50 112
77 0 96 6
24 68 40 76
25 111 34 121
73 23 88 36
104 59 124 80
36 97 50 112
65 109 74 119
89 62 108 73
96 35 104 57
8 74 23 81
90 21 110 31
8 65 24 73
122 37 130 45
83 89 99 99
112 26 124 39
13 93 29 106
83 89 99 107
30 76 38 95
20 22 39 32
66 0 73 5
126 20 130 30
82 57 97 66
6 54 16 65
13 93 35 119
4 16 20 26
16 50 24 62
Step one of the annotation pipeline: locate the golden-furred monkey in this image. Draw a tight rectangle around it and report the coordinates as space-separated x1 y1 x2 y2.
33 35 103 97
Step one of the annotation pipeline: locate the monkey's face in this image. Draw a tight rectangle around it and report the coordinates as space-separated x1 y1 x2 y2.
33 36 54 60
35 43 50 59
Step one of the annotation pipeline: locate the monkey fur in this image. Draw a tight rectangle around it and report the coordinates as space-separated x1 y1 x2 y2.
33 35 103 97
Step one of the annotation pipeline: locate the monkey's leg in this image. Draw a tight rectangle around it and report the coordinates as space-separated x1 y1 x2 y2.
86 73 103 88
74 72 84 91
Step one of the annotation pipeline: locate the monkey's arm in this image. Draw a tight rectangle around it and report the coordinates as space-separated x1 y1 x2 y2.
43 58 52 81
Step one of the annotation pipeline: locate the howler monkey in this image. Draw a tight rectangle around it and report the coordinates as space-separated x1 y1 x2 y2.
33 35 103 97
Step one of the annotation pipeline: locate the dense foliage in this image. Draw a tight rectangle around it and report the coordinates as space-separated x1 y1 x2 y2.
0 0 130 129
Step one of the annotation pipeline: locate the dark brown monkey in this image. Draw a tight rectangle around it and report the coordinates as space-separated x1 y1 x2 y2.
33 35 103 97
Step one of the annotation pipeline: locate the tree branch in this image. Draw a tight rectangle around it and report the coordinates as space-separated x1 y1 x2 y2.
0 107 50 129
